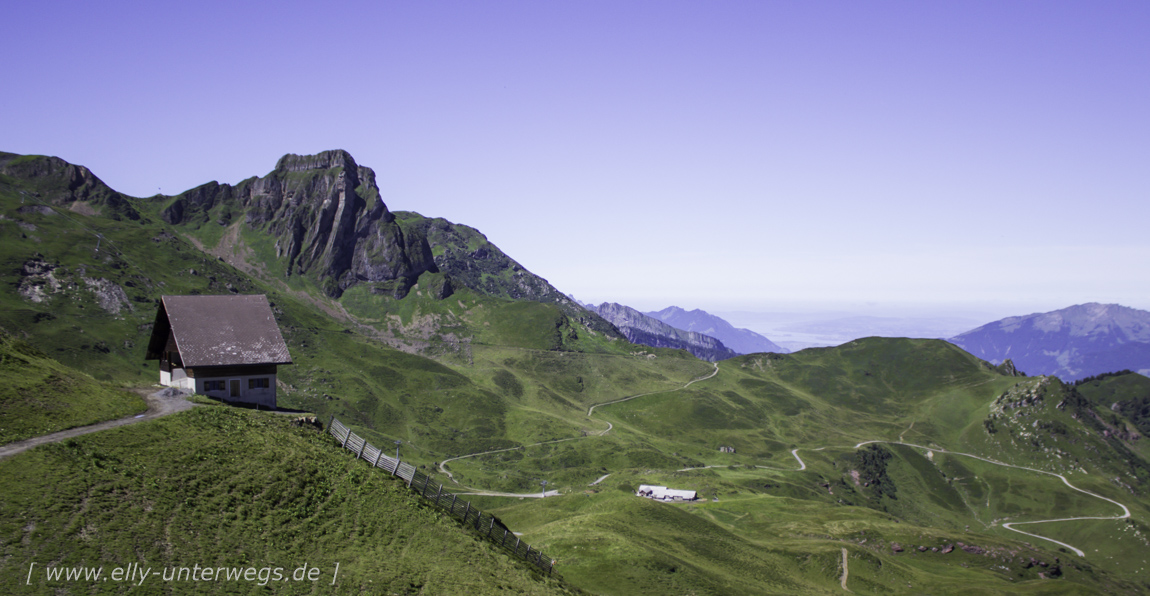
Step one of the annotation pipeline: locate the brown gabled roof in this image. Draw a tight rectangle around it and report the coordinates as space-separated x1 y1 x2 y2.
145 295 292 367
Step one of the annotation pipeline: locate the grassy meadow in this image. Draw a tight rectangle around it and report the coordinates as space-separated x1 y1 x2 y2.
0 329 144 444
0 403 577 595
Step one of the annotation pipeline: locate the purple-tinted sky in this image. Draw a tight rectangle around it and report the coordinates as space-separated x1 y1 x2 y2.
3 1 1148 317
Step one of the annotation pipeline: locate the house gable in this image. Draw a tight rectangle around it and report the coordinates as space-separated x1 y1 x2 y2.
145 294 291 408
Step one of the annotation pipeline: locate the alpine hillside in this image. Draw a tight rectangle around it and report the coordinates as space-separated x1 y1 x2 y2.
6 150 1150 594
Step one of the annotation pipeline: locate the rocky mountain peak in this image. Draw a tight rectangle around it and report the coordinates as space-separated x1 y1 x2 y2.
159 150 426 296
274 149 360 174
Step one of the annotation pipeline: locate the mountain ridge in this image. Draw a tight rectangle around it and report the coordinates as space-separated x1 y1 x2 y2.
949 302 1150 381
150 149 621 338
644 305 787 354
594 302 738 361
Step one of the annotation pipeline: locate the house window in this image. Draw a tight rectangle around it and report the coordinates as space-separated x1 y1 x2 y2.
204 380 225 392
248 378 270 390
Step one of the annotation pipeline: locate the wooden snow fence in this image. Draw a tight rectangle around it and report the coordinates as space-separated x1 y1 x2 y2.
327 417 556 576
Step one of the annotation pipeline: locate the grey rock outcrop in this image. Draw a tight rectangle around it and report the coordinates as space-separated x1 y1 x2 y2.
160 150 434 297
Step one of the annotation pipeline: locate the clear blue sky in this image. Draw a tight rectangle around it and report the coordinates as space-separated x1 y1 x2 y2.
4 1 1147 318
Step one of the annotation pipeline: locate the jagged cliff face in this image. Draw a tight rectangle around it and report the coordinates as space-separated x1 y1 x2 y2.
160 150 435 296
155 151 620 337
595 302 737 361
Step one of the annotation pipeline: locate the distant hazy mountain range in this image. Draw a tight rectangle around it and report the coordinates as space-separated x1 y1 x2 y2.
593 303 738 361
949 303 1150 381
643 306 788 354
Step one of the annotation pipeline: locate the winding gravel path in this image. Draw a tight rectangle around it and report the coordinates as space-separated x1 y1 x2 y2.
681 436 1126 559
587 362 719 420
0 388 196 460
853 439 1130 557
840 547 850 591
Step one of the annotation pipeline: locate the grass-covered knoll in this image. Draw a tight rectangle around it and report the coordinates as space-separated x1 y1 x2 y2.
0 328 143 444
584 339 1017 465
272 285 712 476
0 404 577 595
960 375 1150 506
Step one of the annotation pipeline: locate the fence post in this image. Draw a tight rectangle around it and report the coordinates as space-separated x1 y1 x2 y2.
421 474 431 497
435 484 442 504
392 457 400 477
501 529 508 547
342 431 350 448
450 493 457 514
487 517 495 536
514 536 520 550
407 471 415 488
358 440 367 459
373 449 383 468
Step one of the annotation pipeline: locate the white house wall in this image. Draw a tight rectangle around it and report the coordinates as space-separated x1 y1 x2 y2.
194 374 276 409
160 367 191 389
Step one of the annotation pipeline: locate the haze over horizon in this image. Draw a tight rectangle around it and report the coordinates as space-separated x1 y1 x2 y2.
3 1 1147 318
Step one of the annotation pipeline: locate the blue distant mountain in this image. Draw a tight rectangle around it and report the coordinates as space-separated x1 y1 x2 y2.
949 303 1150 381
644 306 788 355
594 303 738 361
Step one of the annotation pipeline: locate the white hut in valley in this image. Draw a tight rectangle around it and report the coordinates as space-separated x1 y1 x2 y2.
636 485 697 502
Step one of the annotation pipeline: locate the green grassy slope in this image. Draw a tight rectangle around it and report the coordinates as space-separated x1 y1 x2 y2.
0 328 143 444
1075 372 1150 461
450 341 1150 594
0 404 577 595
0 165 264 384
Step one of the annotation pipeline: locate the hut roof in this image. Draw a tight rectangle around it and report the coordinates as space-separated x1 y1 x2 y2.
145 295 292 367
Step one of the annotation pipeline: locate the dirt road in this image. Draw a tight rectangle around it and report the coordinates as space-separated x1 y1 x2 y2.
0 388 196 460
